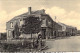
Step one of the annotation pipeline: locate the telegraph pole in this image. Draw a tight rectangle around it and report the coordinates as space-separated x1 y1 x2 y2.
55 16 56 22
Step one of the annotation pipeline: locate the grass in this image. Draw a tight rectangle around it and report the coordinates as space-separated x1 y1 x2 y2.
0 39 46 52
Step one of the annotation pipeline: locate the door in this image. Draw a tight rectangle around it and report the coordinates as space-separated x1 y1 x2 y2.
12 30 15 38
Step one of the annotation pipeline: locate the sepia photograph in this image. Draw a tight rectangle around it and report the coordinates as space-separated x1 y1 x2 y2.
0 0 80 52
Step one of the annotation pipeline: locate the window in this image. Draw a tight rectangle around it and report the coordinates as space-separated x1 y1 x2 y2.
48 21 51 25
10 22 13 28
19 19 23 26
20 19 22 21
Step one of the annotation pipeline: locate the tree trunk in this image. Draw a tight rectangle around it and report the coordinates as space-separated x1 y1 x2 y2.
31 33 32 39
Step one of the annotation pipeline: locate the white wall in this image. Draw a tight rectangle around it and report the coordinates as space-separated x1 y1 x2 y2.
19 33 38 39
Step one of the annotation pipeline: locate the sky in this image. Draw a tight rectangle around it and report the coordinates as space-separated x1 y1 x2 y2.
0 0 80 32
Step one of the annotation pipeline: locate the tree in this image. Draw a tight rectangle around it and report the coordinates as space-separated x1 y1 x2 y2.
21 15 42 39
14 23 20 38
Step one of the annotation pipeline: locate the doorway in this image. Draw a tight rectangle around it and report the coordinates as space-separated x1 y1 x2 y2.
12 30 15 38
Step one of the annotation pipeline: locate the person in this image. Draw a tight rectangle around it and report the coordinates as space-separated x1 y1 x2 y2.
38 34 42 51
38 34 42 39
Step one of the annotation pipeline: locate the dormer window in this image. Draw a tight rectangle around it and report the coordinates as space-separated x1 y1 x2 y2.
10 22 13 28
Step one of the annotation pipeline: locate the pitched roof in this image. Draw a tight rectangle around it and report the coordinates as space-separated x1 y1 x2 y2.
8 9 46 22
58 22 76 28
57 22 67 27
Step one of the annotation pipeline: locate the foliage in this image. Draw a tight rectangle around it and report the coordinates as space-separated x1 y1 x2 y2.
21 15 42 34
0 33 7 40
14 23 20 38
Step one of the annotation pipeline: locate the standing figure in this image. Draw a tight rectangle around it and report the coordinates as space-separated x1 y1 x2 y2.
38 34 42 51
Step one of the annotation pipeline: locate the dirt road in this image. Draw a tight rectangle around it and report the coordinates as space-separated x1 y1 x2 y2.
45 36 80 52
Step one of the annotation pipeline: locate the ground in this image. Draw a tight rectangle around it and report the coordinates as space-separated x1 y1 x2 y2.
44 35 80 52
0 35 80 52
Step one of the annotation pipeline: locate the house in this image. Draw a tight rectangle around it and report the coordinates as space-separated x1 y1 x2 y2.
52 22 62 37
0 33 1 39
6 7 55 40
77 30 80 34
52 22 67 37
6 7 77 40
66 26 77 36
56 22 77 36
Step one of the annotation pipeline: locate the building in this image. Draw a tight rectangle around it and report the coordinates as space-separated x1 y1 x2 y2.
0 33 1 39
66 26 77 36
6 7 77 40
6 7 55 40
77 30 80 34
56 22 77 36
52 22 67 37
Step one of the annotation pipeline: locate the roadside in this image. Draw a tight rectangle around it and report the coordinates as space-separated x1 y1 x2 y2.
44 35 80 52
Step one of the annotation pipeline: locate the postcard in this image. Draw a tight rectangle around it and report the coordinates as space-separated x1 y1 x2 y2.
0 0 80 52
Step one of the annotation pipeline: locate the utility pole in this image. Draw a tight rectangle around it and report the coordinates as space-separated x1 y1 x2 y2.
55 16 56 22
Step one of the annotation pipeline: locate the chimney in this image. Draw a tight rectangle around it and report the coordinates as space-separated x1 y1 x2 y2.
28 7 32 14
42 9 45 14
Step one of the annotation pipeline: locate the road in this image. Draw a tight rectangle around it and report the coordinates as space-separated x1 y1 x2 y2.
45 35 80 52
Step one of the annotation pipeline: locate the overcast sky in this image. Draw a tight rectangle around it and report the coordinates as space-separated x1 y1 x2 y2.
0 0 80 32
